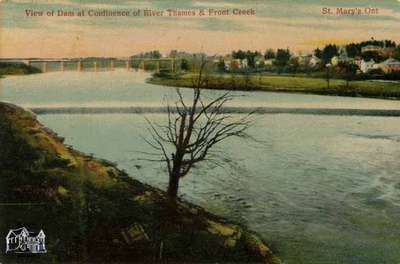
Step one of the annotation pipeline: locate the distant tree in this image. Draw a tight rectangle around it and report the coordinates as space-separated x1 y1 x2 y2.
246 50 257 68
180 59 189 71
384 40 396 48
345 43 360 58
368 68 384 76
338 62 359 88
264 49 276 59
321 44 338 64
169 50 178 58
217 59 226 72
361 51 384 63
289 57 300 73
274 49 291 67
394 45 400 60
314 48 322 59
232 50 259 68
232 50 246 60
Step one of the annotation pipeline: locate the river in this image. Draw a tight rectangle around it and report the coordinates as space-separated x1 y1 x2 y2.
1 70 400 263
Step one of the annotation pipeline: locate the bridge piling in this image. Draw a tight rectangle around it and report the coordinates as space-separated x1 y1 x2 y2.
41 62 47 73
156 61 160 73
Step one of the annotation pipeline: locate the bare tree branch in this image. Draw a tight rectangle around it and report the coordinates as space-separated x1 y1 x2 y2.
142 58 254 199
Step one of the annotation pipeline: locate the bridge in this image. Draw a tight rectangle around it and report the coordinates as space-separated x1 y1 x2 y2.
0 57 180 73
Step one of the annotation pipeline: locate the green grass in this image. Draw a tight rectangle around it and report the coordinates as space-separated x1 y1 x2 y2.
149 73 400 100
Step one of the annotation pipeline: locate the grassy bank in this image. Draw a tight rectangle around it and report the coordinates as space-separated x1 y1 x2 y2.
149 73 400 100
0 62 41 76
0 102 280 263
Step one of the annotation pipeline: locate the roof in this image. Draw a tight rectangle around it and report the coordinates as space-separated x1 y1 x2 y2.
6 227 29 238
380 58 400 65
6 227 44 238
362 45 381 50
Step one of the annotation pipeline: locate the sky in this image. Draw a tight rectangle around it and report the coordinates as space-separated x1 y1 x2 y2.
0 0 399 58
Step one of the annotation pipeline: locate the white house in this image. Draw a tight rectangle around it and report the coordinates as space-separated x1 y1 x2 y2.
241 58 248 68
360 59 376 73
264 59 274 66
6 227 46 254
224 60 231 70
309 56 321 67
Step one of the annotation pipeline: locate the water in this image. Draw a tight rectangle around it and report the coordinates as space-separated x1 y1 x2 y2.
1 71 400 263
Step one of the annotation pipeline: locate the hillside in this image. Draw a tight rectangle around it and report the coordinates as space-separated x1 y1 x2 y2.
0 102 280 263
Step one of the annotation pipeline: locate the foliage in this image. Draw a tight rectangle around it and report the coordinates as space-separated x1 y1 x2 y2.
274 49 291 67
0 102 277 264
321 44 338 64
314 48 322 59
149 72 400 99
337 62 359 87
180 59 189 71
232 50 260 68
131 50 162 59
393 45 400 60
264 49 276 59
217 59 226 72
0 62 41 75
361 51 384 63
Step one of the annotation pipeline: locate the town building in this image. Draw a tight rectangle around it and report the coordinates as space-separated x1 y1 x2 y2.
377 58 400 73
359 59 377 73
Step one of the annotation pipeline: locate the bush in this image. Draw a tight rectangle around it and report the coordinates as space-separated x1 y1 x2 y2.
0 62 41 75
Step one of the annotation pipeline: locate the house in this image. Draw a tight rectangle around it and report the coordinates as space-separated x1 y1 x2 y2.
230 59 241 70
6 227 46 253
331 46 352 66
264 59 274 66
255 55 265 66
361 45 381 53
359 59 376 73
309 56 321 67
224 60 231 70
241 58 248 68
297 54 312 66
377 58 400 73
361 45 395 57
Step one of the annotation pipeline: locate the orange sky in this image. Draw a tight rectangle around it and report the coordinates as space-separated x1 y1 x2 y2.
1 0 399 58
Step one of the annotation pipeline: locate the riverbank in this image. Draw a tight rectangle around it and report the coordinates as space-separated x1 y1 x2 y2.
149 73 400 100
0 62 41 76
0 102 280 263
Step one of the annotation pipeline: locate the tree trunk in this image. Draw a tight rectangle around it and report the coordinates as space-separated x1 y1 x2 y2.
167 172 180 199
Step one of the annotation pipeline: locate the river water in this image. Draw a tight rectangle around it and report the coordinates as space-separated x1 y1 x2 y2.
1 71 400 263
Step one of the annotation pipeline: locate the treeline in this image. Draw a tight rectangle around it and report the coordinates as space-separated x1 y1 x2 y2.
315 39 400 64
0 62 41 76
131 50 162 59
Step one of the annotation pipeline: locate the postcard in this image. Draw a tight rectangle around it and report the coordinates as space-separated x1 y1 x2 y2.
1 1 400 263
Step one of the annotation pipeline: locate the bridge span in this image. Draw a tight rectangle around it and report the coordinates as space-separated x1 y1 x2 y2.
0 57 179 73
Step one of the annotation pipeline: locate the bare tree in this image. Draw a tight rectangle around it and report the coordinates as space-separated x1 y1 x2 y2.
144 61 253 200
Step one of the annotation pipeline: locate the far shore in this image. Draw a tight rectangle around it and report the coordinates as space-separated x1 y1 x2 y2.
148 73 400 100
